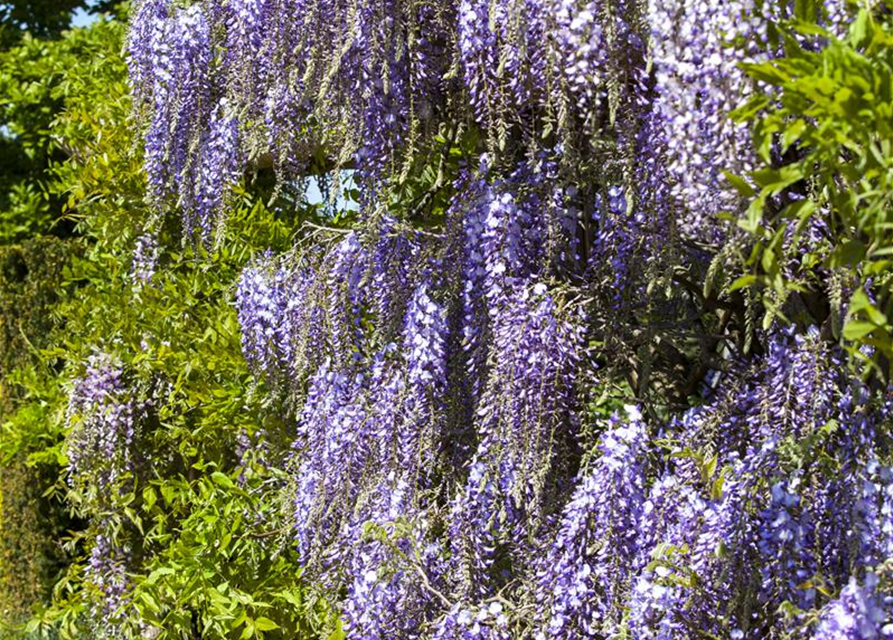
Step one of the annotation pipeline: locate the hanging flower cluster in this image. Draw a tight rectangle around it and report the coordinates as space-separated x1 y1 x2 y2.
233 164 893 637
127 0 456 238
125 0 791 243
646 0 765 240
85 529 132 628
65 351 154 630
66 351 141 492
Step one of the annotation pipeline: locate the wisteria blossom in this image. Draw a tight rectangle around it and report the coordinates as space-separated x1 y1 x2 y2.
66 351 140 491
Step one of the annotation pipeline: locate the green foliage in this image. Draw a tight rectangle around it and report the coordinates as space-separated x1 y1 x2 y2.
0 21 137 626
0 13 131 242
0 236 76 631
0 2 91 48
124 459 338 640
0 238 73 379
387 123 481 227
735 4 893 375
0 457 72 634
0 13 333 639
36 166 335 640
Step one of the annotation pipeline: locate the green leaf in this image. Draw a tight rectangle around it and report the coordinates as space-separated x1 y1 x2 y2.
752 165 804 195
739 196 765 234
741 62 791 86
328 619 347 640
782 198 816 224
722 171 755 198
711 473 725 502
703 454 718 481
781 119 807 153
848 289 887 325
211 471 235 489
145 566 176 586
728 274 758 293
255 617 280 632
139 590 161 613
849 9 872 49
790 19 831 38
793 0 815 22
275 589 303 608
729 94 770 122
843 320 877 341
829 239 866 268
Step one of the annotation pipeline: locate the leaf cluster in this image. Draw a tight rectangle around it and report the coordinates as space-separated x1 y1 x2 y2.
735 2 893 376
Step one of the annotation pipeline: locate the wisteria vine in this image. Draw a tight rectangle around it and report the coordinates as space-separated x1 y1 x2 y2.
108 0 893 637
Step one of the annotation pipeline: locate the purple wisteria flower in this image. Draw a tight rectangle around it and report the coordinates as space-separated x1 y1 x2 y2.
812 574 893 640
535 406 648 637
66 351 139 491
434 601 512 640
86 530 132 627
235 253 293 378
757 478 819 610
118 1 893 634
130 232 159 286
341 478 447 639
647 0 763 241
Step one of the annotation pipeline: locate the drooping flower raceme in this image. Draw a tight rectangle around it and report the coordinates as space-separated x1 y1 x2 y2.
66 352 140 492
647 0 763 241
86 531 132 625
811 574 892 640
130 232 159 286
341 478 447 639
535 406 648 637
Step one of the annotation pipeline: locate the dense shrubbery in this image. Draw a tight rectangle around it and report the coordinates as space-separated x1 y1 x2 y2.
0 15 334 639
2 0 893 639
0 238 78 628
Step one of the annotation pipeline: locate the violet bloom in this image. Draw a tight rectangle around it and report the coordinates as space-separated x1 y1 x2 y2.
86 531 131 625
536 406 648 637
235 254 292 377
341 478 446 639
812 574 893 640
647 0 764 242
130 232 159 286
434 602 511 640
189 99 242 242
66 352 140 491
